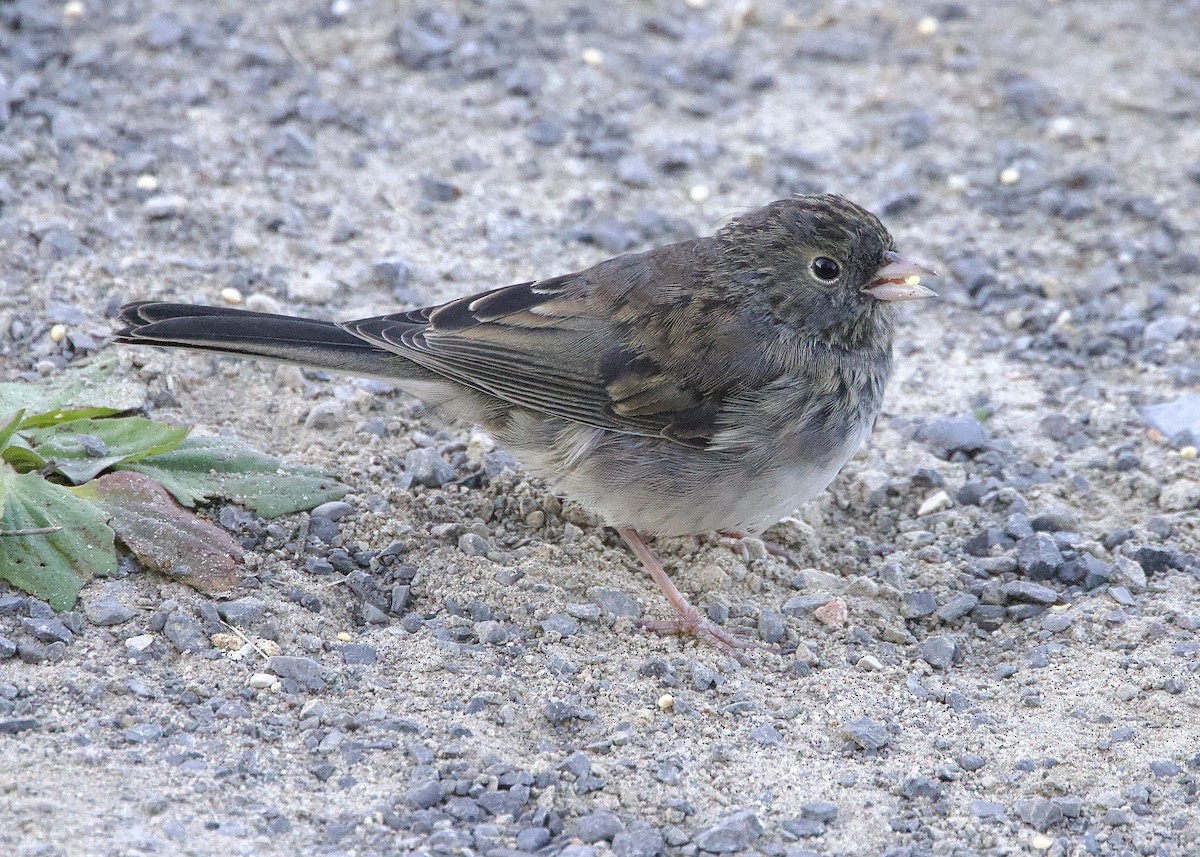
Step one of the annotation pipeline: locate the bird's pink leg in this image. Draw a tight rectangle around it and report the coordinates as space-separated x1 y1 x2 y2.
619 528 755 663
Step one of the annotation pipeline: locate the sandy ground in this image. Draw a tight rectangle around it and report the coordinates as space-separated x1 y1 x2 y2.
1 1 1199 855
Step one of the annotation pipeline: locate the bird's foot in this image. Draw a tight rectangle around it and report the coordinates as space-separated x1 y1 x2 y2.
640 610 757 665
718 530 801 567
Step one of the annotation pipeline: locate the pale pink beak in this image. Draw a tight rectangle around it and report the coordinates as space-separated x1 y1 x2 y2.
863 250 938 302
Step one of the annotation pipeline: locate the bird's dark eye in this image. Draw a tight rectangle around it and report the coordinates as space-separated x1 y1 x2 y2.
811 257 840 281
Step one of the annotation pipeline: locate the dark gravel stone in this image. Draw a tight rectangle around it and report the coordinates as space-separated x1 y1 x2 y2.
920 635 957 669
84 595 135 626
478 784 528 817
340 643 377 665
1135 545 1189 575
574 811 625 843
527 117 564 147
936 593 978 623
1015 533 1064 580
969 800 1005 818
958 753 986 772
1014 797 1062 831
1000 581 1058 604
695 809 764 853
0 637 15 659
216 597 266 626
0 718 38 734
894 109 933 148
758 609 785 644
589 587 641 618
404 447 454 488
372 259 411 292
612 827 665 857
781 817 824 838
542 613 580 637
20 617 73 644
795 29 871 63
903 777 943 800
265 126 317 166
419 175 461 203
800 802 837 822
749 725 782 746
516 828 551 850
407 778 443 809
842 716 889 751
267 655 326 691
920 416 988 457
163 612 207 652
900 590 937 618
1149 760 1181 778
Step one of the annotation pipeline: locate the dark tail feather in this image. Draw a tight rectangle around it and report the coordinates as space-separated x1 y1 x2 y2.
114 301 413 378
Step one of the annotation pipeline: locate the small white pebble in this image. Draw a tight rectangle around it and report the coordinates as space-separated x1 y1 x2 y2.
857 654 884 672
581 47 603 66
946 174 969 191
220 286 243 305
999 167 1021 185
916 16 939 36
689 184 710 203
685 0 707 7
125 634 154 652
1180 446 1197 460
657 693 675 712
1031 834 1053 851
249 673 276 690
337 631 352 642
135 173 159 191
330 0 351 16
63 0 85 22
49 323 68 343
917 490 951 517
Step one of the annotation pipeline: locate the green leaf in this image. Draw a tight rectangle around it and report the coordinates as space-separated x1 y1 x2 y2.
19 406 127 429
21 416 190 484
74 471 242 594
0 353 146 418
0 410 24 453
2 435 47 473
124 434 348 517
0 465 118 609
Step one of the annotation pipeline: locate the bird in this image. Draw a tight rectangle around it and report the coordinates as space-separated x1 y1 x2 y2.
114 193 935 660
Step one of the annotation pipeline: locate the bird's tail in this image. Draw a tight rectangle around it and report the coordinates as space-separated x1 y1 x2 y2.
114 301 409 378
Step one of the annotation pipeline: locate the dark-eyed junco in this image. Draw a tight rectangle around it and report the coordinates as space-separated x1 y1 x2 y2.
115 193 935 659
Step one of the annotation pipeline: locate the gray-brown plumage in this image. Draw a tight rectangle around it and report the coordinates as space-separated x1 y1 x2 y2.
115 193 935 659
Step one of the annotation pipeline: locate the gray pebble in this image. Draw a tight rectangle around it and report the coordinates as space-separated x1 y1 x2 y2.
541 613 580 637
20 617 73 645
694 809 764 853
842 716 889 751
749 724 782 746
795 29 870 63
372 258 411 291
527 117 564 147
958 753 986 772
969 800 1005 818
1013 796 1062 831
0 637 15 659
216 597 266 626
419 175 461 203
340 643 377 665
900 590 937 618
163 612 207 652
1040 612 1072 633
478 784 528 817
616 154 655 188
920 635 957 669
1001 581 1058 604
266 655 326 691
799 802 837 823
84 595 134 627
407 778 443 810
613 828 664 857
516 828 551 850
936 593 978 623
1015 533 1064 580
781 818 823 838
574 811 625 843
589 587 642 618
265 126 317 166
458 533 490 557
758 609 785 644
310 501 354 521
920 416 988 457
405 447 454 488
304 401 345 430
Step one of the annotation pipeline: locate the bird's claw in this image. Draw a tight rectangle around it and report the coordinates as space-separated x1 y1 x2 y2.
640 610 759 665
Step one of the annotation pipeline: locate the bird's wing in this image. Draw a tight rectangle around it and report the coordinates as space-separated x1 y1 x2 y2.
343 241 772 448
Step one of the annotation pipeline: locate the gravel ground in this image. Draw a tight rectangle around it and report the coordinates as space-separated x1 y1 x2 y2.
2 1 1200 855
